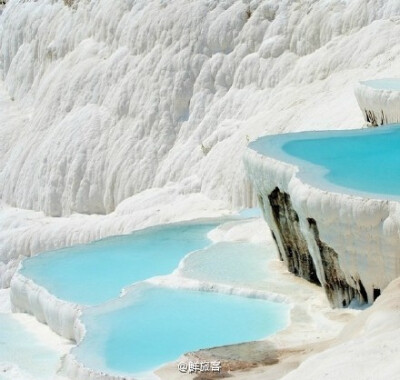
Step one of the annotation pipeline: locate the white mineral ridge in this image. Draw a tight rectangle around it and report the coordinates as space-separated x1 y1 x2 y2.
355 80 400 125
243 144 400 306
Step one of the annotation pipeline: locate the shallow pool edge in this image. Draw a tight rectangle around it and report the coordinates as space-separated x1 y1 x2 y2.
10 269 84 341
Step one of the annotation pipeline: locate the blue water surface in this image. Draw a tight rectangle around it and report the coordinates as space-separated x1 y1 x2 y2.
75 284 289 377
238 208 262 218
250 125 400 199
180 242 273 287
362 78 400 91
18 218 290 378
20 223 218 305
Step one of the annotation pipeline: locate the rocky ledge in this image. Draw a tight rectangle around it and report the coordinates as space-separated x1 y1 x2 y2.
244 141 399 308
355 79 400 126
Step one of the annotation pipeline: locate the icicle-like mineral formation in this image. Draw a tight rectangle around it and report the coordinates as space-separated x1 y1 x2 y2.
355 79 400 126
244 126 400 308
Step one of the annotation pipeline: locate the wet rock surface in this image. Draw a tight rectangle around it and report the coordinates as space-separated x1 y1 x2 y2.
267 188 320 286
307 218 360 307
264 187 369 308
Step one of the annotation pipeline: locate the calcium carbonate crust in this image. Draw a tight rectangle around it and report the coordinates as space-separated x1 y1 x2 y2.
62 354 134 380
280 277 400 380
355 81 400 126
244 147 400 307
10 270 83 340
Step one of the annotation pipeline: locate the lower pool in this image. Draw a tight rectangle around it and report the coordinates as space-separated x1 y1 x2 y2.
74 284 289 378
19 222 219 305
17 218 290 378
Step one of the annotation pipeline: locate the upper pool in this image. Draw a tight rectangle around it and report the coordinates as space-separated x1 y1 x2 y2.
249 124 400 199
361 78 400 91
73 284 289 378
19 222 219 305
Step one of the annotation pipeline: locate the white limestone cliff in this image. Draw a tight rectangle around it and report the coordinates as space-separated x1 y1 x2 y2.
244 136 400 307
10 270 83 340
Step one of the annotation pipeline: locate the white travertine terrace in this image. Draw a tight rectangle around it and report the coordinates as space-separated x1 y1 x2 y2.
10 270 83 340
355 79 400 126
244 136 400 308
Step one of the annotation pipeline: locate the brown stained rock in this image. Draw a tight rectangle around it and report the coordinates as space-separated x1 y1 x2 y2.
262 187 368 307
364 109 388 126
186 341 280 379
307 218 361 307
267 187 320 285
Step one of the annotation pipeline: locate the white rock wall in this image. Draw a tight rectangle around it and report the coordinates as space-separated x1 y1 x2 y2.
10 270 83 340
281 277 400 380
355 81 400 126
244 147 400 307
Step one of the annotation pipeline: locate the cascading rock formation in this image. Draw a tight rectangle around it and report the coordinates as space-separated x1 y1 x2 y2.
245 85 400 308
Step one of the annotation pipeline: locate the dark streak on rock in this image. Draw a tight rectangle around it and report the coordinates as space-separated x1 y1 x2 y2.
380 109 387 125
307 218 369 307
271 231 283 261
364 109 388 127
267 187 320 285
373 288 381 301
261 186 370 307
365 109 377 126
358 279 368 303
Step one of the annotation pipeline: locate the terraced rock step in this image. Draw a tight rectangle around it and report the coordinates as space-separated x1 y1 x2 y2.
244 125 400 307
355 78 400 126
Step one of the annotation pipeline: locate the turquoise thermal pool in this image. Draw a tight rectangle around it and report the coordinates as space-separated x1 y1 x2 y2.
250 124 400 199
74 284 289 377
19 223 219 305
18 218 291 377
361 78 400 91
